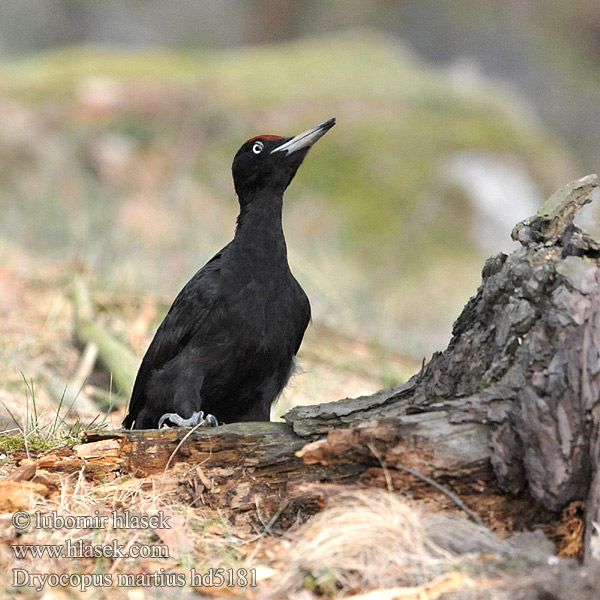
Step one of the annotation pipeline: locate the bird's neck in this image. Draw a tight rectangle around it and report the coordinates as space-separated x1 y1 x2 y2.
233 191 288 264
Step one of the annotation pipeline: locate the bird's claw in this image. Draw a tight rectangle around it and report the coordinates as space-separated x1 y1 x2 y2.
158 410 219 429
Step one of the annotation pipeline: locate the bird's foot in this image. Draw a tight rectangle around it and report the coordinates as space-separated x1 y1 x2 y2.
158 410 219 429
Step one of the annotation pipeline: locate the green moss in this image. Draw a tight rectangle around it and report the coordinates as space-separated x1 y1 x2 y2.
0 432 57 453
0 46 207 102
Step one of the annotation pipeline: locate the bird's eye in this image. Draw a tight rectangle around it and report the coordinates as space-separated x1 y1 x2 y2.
252 141 264 154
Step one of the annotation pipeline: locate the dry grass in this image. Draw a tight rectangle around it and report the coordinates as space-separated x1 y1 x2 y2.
268 489 519 598
0 459 265 598
1 468 517 599
272 490 453 597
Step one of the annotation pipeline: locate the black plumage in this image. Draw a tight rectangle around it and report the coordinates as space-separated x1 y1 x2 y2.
123 117 335 429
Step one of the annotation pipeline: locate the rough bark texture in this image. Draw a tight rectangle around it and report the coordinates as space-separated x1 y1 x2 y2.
78 174 600 560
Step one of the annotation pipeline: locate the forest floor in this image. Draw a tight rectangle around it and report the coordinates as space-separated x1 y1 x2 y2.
0 247 597 600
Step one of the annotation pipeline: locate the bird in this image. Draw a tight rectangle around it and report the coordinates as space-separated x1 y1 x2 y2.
123 117 336 429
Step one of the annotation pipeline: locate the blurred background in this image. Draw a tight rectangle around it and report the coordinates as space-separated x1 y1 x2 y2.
0 0 598 422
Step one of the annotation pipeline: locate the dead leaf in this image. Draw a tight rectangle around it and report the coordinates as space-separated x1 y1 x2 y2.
0 480 49 511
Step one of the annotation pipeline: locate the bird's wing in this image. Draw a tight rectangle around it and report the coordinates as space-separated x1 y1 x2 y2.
292 279 311 355
123 250 224 427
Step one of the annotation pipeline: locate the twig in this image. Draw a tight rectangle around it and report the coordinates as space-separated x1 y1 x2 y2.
162 422 214 476
367 443 485 527
393 462 486 528
367 443 394 493
71 342 99 392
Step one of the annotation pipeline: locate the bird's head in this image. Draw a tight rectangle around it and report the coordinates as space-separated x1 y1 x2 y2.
232 117 335 202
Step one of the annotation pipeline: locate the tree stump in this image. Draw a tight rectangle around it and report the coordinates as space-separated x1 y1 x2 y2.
78 174 600 560
286 174 600 560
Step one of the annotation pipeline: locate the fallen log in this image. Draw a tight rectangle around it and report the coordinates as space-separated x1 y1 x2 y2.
74 174 600 560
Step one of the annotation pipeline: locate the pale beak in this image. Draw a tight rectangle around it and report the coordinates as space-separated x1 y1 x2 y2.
271 117 336 155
